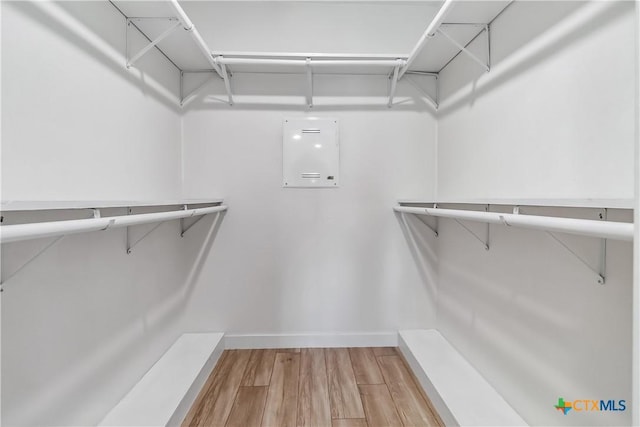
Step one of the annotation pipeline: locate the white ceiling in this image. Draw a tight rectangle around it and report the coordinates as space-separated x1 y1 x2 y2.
112 0 511 74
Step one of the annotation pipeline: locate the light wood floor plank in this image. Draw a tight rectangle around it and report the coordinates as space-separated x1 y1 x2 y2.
359 384 402 427
242 349 277 386
348 348 384 384
185 348 441 427
297 349 332 427
372 347 397 357
262 352 300 427
377 355 442 426
226 386 268 427
326 348 365 419
184 349 252 427
182 350 232 427
278 348 301 353
332 419 369 427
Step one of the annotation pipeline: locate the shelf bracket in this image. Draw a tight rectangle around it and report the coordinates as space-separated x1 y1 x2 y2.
217 57 234 106
181 210 220 237
306 58 313 108
387 60 402 108
535 207 606 284
453 205 490 250
546 232 606 285
0 208 116 288
0 235 66 289
416 215 439 238
405 73 439 110
437 24 491 72
126 214 166 255
180 70 217 107
126 18 181 69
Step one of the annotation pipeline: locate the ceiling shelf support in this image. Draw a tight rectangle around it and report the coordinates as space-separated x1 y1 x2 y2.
218 59 234 106
387 60 402 108
306 58 313 108
437 24 491 72
126 18 181 69
180 70 217 107
405 72 439 110
400 0 456 78
168 0 224 78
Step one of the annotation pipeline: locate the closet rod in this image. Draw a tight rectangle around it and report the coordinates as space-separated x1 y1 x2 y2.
394 206 633 242
0 205 227 244
215 57 405 68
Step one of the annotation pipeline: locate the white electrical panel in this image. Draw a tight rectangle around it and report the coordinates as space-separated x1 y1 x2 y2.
283 118 339 188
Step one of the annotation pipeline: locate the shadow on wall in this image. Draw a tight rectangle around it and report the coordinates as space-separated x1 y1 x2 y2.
4 1 181 111
439 1 630 115
1 210 225 426
395 212 439 311
180 72 439 113
428 207 632 426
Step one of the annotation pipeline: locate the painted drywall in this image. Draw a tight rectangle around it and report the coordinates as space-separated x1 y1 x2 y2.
0 2 206 426
425 1 636 426
180 73 438 338
432 206 632 426
634 2 640 425
437 1 635 201
1 1 182 201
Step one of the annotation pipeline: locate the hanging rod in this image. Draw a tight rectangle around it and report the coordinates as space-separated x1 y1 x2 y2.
393 206 633 242
215 57 406 68
0 205 227 244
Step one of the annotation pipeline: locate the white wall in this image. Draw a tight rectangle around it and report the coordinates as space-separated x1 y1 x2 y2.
1 1 182 201
0 2 204 425
437 0 635 201
435 206 632 426
180 73 439 339
427 1 636 426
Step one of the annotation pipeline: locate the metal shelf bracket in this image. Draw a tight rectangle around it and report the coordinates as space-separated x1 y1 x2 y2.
216 56 234 106
387 60 403 108
180 203 217 237
0 208 114 288
544 209 608 284
0 236 66 289
126 18 181 69
546 231 607 285
405 72 439 110
306 58 313 108
180 70 217 107
126 207 168 254
416 216 439 238
453 205 490 250
437 23 491 72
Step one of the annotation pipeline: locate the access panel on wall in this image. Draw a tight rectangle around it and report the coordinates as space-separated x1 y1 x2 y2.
283 118 339 188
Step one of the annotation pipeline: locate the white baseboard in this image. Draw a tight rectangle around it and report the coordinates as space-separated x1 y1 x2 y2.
224 331 398 349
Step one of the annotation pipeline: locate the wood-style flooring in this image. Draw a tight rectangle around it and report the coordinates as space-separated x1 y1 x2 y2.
182 347 443 427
